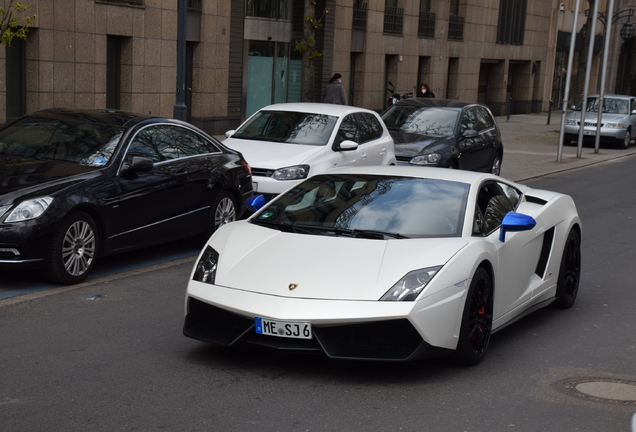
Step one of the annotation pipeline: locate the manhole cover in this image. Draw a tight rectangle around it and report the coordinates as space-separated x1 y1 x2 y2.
556 377 636 406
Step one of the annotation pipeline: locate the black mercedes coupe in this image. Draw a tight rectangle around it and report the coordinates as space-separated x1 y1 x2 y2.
0 108 253 284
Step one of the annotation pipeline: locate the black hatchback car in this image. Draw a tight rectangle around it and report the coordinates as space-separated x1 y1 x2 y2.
381 99 504 175
0 108 253 284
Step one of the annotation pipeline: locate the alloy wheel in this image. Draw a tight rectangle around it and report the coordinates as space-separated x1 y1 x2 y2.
468 274 493 357
214 197 236 230
62 220 96 277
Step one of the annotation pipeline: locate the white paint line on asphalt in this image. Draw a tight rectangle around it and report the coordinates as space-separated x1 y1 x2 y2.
0 256 197 307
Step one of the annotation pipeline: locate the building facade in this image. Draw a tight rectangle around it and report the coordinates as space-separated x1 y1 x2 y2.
0 0 623 136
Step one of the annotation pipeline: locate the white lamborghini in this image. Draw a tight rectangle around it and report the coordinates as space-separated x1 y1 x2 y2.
183 166 581 364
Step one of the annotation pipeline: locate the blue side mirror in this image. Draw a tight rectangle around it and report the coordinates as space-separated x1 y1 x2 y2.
244 194 266 212
499 212 536 242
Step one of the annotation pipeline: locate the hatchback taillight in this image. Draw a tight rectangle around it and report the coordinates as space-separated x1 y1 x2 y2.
243 161 252 176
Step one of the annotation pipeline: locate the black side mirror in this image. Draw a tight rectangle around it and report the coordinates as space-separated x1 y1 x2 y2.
461 130 478 140
122 156 154 174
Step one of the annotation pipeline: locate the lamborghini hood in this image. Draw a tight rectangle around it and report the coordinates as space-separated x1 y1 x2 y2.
207 222 468 301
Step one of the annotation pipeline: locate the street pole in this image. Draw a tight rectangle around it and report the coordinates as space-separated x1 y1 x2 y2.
173 0 188 121
577 0 600 158
558 0 581 163
595 0 615 154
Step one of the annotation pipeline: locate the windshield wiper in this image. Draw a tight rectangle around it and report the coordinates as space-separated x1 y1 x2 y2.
349 229 408 239
293 224 408 239
250 218 315 234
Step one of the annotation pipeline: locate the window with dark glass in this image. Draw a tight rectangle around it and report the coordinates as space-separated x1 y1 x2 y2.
126 126 179 164
97 0 144 5
448 0 465 40
336 115 360 144
106 36 122 110
473 182 518 236
246 0 292 20
356 113 383 143
5 38 24 119
418 0 435 38
178 128 221 157
497 0 527 45
384 0 404 35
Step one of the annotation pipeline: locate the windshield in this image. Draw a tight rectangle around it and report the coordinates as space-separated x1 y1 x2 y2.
382 106 459 137
232 111 338 146
251 174 469 238
0 116 124 166
574 97 629 114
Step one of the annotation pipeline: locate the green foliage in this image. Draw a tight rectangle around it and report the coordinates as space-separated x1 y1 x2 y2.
294 7 329 59
1 0 37 47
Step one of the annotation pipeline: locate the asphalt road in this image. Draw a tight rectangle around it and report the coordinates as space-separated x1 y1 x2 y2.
1 155 635 431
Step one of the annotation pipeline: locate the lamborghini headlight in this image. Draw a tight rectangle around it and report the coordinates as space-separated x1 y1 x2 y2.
4 196 54 222
380 266 442 301
193 246 219 284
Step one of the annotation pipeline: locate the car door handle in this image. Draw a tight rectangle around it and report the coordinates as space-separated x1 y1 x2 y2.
380 147 387 154
170 168 187 177
361 153 367 159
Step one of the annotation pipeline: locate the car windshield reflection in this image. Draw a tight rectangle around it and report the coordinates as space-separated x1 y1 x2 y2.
575 97 629 114
0 117 124 166
251 174 469 238
232 111 338 146
382 106 459 137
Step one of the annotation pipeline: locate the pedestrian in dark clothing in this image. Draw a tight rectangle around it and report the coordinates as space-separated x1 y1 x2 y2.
323 73 347 105
417 83 435 98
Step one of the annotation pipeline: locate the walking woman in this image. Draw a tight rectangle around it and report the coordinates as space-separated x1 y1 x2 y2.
417 83 435 98
323 73 347 105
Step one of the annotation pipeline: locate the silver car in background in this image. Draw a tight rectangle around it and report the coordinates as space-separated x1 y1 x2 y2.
564 94 636 149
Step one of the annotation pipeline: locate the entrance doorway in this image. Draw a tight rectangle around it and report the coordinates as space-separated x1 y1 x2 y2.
246 41 301 118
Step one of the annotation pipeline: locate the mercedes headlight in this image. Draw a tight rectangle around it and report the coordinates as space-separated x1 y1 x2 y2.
380 266 442 301
272 165 310 180
410 153 441 166
193 246 219 284
4 196 54 222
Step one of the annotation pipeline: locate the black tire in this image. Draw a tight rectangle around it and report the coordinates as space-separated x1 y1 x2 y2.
204 191 237 238
563 134 576 146
45 211 98 285
453 267 493 365
553 229 581 309
490 152 502 176
619 129 631 149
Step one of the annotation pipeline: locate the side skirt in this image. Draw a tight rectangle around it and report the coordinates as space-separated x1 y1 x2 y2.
491 297 556 335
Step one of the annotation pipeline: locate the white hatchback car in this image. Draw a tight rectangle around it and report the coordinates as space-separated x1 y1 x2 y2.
224 103 396 200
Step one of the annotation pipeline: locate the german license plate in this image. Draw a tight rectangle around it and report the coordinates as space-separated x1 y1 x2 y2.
255 317 312 339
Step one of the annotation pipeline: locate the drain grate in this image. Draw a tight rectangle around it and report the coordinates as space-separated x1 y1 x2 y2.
556 377 636 406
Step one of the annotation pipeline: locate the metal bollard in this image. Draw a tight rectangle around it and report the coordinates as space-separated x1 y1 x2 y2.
547 100 553 125
506 97 512 122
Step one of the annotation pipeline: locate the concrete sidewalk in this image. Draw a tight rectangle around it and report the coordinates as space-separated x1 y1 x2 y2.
497 112 636 182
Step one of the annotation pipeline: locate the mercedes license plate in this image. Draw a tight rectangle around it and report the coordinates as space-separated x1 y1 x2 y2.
255 317 312 339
